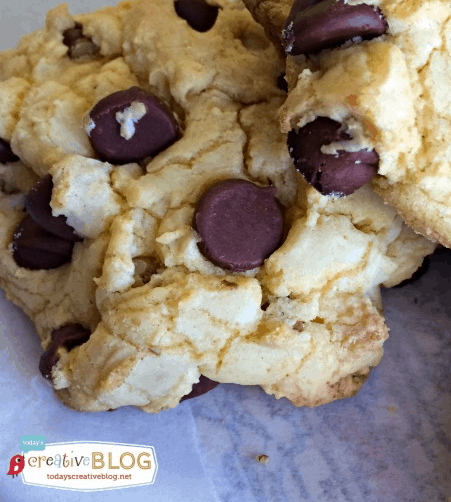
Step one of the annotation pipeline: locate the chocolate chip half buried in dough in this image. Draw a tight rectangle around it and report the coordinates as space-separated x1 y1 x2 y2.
62 22 100 59
194 179 284 271
174 0 219 32
39 324 91 380
88 87 179 164
180 375 220 402
25 175 82 242
12 214 75 270
282 0 388 56
287 117 379 196
0 138 19 163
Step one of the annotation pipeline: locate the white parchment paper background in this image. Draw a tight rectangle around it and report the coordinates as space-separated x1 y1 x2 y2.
1 247 450 502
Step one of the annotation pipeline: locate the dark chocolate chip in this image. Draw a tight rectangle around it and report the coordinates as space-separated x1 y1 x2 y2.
25 175 82 242
0 138 19 163
12 214 74 270
180 375 220 402
282 0 388 56
193 179 284 271
287 117 379 196
88 86 179 164
277 73 288 92
62 22 100 59
39 324 91 380
174 0 219 32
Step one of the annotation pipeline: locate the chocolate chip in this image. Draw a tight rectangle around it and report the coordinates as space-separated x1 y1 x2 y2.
174 0 219 32
25 175 82 242
12 214 74 270
282 0 388 56
180 375 220 402
39 324 91 380
193 179 284 271
62 22 100 59
88 87 179 164
12 175 82 270
287 117 379 196
277 73 288 92
0 138 19 163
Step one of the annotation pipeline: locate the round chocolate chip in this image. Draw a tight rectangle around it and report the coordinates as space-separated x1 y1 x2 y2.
174 0 219 32
88 87 179 164
180 375 220 402
287 117 379 196
282 0 388 56
25 175 82 242
12 214 74 270
193 179 284 271
39 324 91 380
0 138 19 163
62 22 100 59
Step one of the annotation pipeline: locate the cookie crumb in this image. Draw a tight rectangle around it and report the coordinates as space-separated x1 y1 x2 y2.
116 101 147 140
256 454 269 464
293 320 304 332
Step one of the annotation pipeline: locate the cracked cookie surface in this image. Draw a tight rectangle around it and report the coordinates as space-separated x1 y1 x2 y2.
242 0 451 247
0 0 435 412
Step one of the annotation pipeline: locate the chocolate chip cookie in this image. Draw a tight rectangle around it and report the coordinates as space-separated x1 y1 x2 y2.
243 0 451 247
0 0 435 412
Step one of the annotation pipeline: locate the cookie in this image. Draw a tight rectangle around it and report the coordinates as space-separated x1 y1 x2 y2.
242 0 451 247
0 0 435 413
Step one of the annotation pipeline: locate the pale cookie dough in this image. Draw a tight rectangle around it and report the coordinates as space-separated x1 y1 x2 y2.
243 0 451 247
0 0 435 413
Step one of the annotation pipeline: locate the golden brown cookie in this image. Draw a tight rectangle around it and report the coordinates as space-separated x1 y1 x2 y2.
243 0 451 247
0 0 435 413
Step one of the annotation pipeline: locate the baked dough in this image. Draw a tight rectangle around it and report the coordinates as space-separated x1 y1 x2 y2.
0 0 435 412
243 0 451 247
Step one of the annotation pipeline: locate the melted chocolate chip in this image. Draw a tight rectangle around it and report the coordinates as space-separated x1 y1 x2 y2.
282 0 388 56
194 179 284 271
174 0 219 32
287 117 379 196
277 73 288 92
88 87 179 164
39 324 91 380
62 22 100 59
12 214 74 270
180 375 220 402
25 175 82 242
0 138 19 163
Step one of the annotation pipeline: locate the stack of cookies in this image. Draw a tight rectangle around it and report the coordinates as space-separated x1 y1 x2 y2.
0 0 441 413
